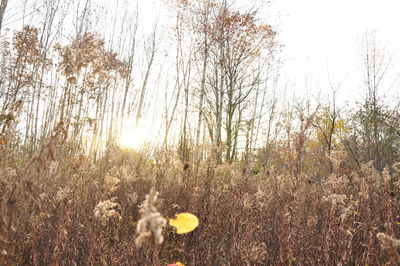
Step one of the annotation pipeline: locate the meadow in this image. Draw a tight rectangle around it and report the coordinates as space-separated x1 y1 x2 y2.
1 134 399 265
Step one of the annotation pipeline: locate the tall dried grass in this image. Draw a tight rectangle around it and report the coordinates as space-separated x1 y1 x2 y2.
1 126 400 265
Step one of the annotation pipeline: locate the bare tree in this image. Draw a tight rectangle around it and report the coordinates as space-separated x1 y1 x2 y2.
0 0 8 34
135 26 157 127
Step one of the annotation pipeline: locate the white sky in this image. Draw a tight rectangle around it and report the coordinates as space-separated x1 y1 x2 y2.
269 0 400 104
3 0 399 107
5 0 399 104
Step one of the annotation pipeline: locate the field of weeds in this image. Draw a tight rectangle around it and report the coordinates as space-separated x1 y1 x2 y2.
1 136 400 265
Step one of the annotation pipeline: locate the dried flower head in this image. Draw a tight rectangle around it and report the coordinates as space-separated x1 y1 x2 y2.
103 168 120 194
377 232 400 250
323 193 347 207
127 192 138 205
93 198 121 226
135 188 167 247
55 186 72 202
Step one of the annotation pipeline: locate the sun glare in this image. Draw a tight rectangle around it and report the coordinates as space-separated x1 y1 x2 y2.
118 123 160 150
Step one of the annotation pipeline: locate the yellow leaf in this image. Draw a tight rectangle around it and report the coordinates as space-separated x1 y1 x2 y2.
0 138 5 145
169 213 199 234
167 262 185 266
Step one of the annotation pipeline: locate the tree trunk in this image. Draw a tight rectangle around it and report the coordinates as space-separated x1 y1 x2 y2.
0 0 8 35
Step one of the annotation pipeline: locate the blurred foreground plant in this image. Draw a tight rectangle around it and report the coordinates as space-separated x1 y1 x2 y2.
135 188 199 265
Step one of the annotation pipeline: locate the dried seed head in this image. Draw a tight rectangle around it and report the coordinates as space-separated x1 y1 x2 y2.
93 198 121 226
104 168 120 194
377 232 400 250
135 188 167 247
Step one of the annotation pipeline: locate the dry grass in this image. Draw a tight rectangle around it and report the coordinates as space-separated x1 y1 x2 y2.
1 130 400 266
0 116 398 265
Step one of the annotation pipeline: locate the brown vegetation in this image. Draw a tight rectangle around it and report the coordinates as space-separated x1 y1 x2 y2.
1 129 400 264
